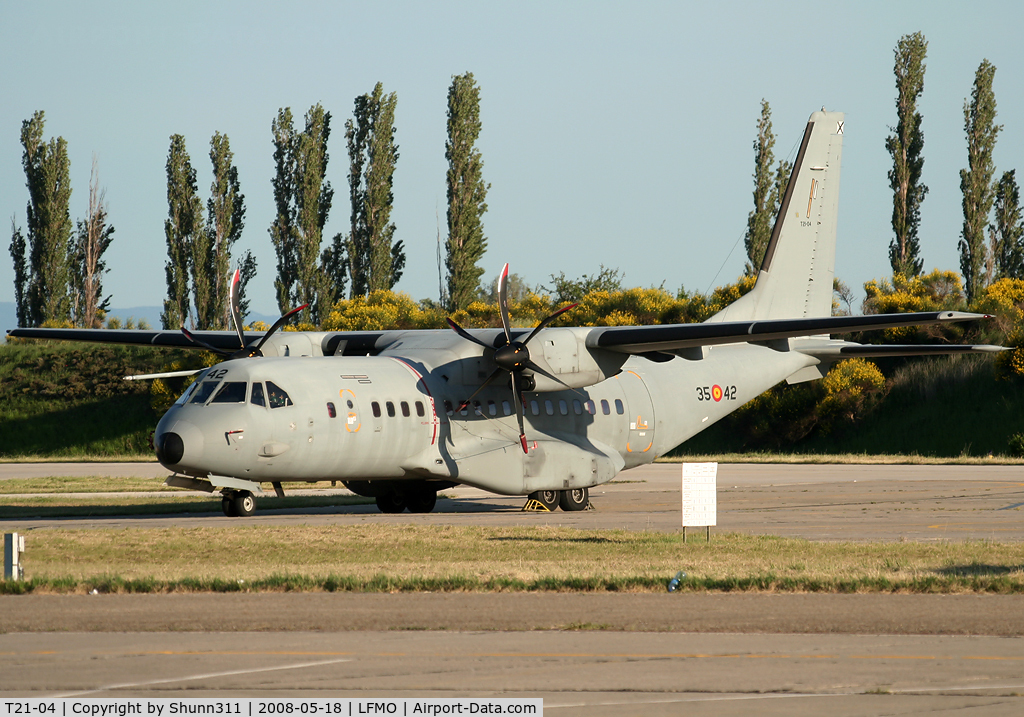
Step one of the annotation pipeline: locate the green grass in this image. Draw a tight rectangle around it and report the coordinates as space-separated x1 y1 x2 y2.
675 355 1024 458
0 341 200 458
0 475 172 493
0 493 373 519
4 526 1021 594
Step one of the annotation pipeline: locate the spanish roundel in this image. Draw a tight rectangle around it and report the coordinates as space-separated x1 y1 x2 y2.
711 385 723 402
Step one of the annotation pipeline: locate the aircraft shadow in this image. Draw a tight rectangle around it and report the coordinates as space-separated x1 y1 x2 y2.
934 564 1024 577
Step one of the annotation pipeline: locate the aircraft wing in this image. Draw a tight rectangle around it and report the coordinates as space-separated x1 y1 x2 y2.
4 328 266 350
584 311 993 354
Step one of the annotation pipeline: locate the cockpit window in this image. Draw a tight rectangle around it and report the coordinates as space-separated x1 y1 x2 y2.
266 381 293 409
251 382 266 407
189 380 220 405
210 381 247 404
174 380 200 406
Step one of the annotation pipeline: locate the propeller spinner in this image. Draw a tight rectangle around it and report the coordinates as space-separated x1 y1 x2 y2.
446 263 577 454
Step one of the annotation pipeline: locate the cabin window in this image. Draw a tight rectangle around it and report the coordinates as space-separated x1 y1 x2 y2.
585 400 596 415
572 399 582 415
371 401 382 418
401 401 410 417
487 400 497 416
444 400 453 416
266 381 293 409
386 401 396 418
502 400 512 416
615 399 625 415
459 401 469 416
250 382 266 407
530 400 540 415
415 401 425 417
559 399 568 415
601 399 611 415
190 380 220 405
544 400 554 416
327 402 337 418
473 400 483 415
346 399 354 409
210 381 247 404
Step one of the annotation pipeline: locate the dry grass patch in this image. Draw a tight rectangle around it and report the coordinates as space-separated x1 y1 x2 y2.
7 525 1024 593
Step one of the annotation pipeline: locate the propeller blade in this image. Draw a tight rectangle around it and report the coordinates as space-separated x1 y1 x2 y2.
445 317 491 350
510 371 528 454
247 303 309 356
228 268 245 349
181 327 232 356
522 359 576 391
497 263 512 346
456 367 505 412
523 302 578 346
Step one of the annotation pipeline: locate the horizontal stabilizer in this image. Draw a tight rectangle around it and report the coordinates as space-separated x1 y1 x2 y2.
586 311 991 354
795 342 1007 358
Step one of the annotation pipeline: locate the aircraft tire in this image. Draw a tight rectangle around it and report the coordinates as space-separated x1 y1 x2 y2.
221 497 236 517
376 494 407 513
529 490 560 511
559 487 589 512
232 491 256 517
406 489 437 514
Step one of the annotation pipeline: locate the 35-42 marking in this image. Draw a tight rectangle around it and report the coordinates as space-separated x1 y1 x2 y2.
696 384 736 402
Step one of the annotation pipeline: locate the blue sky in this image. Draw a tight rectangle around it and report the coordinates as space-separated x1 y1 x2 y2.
2 0 1022 321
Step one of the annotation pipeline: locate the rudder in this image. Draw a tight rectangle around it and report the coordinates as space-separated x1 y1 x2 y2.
711 110 845 322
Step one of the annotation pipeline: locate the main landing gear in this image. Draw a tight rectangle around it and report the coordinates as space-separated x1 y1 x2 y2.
525 488 590 512
221 490 256 517
375 485 438 514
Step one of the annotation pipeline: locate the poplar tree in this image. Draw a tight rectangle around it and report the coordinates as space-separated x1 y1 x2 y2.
11 111 73 326
294 104 334 323
161 134 202 329
9 222 28 327
445 72 490 312
344 94 370 297
744 100 789 275
345 83 403 296
959 59 1001 305
269 108 299 315
206 132 247 329
990 170 1024 280
71 156 115 328
886 32 929 278
269 105 335 322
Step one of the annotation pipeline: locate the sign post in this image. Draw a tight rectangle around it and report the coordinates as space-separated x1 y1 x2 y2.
682 462 717 542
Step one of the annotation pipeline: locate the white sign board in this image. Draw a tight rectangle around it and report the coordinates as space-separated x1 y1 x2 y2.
682 462 717 527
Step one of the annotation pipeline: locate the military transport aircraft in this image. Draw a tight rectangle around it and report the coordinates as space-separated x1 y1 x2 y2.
7 110 1003 516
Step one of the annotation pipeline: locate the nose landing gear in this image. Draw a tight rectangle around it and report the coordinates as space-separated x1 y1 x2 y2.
221 490 256 517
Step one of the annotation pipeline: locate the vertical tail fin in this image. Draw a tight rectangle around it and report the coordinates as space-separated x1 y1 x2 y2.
711 110 844 322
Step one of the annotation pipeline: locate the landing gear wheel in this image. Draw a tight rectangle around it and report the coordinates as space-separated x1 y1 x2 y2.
376 493 407 513
559 487 589 511
406 489 437 514
221 497 236 517
529 490 560 511
231 491 256 517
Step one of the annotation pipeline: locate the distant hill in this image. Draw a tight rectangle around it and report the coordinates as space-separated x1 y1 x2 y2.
2 302 279 335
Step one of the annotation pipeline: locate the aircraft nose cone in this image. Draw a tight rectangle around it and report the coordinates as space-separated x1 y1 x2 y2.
156 432 184 465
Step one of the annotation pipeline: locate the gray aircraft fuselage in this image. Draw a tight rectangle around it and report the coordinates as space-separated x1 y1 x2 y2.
157 336 812 496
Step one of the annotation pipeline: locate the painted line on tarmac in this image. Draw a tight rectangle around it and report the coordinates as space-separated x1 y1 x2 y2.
547 693 841 709
53 657 353 698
